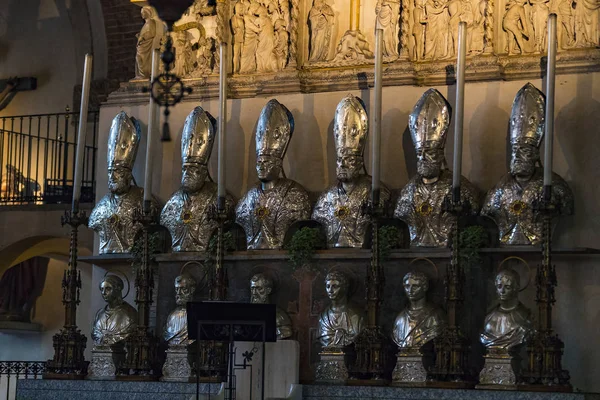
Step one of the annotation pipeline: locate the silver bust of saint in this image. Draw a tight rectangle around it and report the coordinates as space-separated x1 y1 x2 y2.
164 274 196 346
92 275 138 347
312 95 390 248
250 273 292 340
482 83 574 246
89 112 159 254
481 268 533 351
392 271 446 348
161 107 234 252
235 100 311 249
394 89 480 247
318 271 364 348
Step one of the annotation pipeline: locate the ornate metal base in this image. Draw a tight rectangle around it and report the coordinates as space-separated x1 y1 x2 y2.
119 329 160 380
87 345 125 380
352 326 387 381
315 348 348 385
196 341 228 382
44 327 88 379
476 353 517 390
429 327 474 386
391 348 428 387
521 331 571 387
161 345 195 382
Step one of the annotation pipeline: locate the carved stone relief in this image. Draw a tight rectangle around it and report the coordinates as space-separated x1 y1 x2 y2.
308 0 335 62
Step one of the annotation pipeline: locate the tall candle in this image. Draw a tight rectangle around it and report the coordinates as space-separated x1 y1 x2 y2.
372 25 383 196
544 14 557 189
143 49 159 205
452 22 467 196
72 53 93 212
217 41 227 202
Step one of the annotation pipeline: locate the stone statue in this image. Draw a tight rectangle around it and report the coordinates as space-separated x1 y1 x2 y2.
448 0 474 55
308 0 335 62
503 0 531 55
161 107 234 252
232 2 246 73
235 100 311 249
250 273 292 340
481 83 574 246
333 30 374 62
92 275 137 347
480 268 532 350
394 89 480 248
392 271 446 348
530 0 549 53
470 0 487 54
135 6 164 79
376 0 401 58
164 274 197 346
413 0 428 60
172 29 196 77
274 18 289 70
255 5 278 72
312 95 390 248
574 0 599 48
318 271 364 348
88 112 159 254
552 0 576 49
424 0 450 60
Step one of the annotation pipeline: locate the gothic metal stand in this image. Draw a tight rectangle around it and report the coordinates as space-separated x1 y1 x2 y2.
44 209 89 379
211 196 229 301
351 190 387 383
429 190 473 387
520 186 571 391
119 201 159 380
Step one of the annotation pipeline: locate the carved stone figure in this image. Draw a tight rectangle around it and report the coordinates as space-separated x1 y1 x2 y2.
250 273 293 340
92 275 137 347
135 6 164 79
161 107 234 252
312 95 390 248
232 2 245 73
424 0 450 59
394 89 480 248
376 0 401 58
503 0 531 55
172 29 196 77
318 271 364 348
470 0 486 54
575 0 600 48
448 0 474 55
333 30 374 63
392 271 446 348
413 0 428 60
530 0 549 52
235 100 311 250
552 0 576 49
164 274 197 346
308 0 335 62
482 83 574 246
274 18 289 70
480 268 532 350
88 112 159 254
256 6 279 72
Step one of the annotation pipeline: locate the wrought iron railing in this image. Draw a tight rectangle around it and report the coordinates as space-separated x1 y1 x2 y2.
0 111 98 205
0 361 45 400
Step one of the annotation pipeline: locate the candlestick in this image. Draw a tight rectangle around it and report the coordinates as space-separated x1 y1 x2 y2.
72 54 93 212
452 22 467 199
372 26 383 197
143 49 159 206
544 14 557 189
217 42 227 204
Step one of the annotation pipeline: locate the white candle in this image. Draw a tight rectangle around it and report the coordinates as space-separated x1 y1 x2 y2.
372 26 383 195
143 49 159 204
72 53 93 212
217 42 227 200
453 22 467 193
544 14 557 188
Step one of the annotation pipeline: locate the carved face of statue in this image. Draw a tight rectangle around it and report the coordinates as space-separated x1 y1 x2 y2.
256 155 282 182
174 276 196 305
416 147 444 180
181 164 208 194
325 277 347 301
495 270 520 303
108 167 132 195
141 7 151 20
510 143 538 179
403 274 429 302
336 155 364 182
250 275 272 304
100 280 122 306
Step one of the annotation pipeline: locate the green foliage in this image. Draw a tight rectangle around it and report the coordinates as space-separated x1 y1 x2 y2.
378 225 401 260
205 231 236 266
130 231 162 272
285 227 324 270
459 225 488 269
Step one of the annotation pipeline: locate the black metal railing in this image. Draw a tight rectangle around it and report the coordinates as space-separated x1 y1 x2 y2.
0 111 98 205
0 361 45 400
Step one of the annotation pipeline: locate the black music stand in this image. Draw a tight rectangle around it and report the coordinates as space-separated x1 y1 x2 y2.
187 301 277 400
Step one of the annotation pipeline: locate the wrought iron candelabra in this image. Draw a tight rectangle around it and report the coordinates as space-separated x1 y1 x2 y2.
210 197 229 301
521 186 571 390
44 208 88 379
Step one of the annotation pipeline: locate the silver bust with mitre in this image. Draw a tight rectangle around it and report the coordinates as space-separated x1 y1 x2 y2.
162 273 197 382
481 83 574 246
235 99 311 249
88 112 159 254
478 266 533 388
161 107 234 252
394 89 480 247
391 270 445 385
250 273 292 340
312 94 390 248
88 274 137 379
